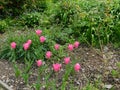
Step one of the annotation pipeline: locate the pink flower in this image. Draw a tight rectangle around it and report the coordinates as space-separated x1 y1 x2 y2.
11 42 16 49
53 63 61 72
68 44 74 51
23 43 30 50
27 39 32 45
64 57 70 64
54 44 60 50
36 60 42 67
74 63 81 72
40 36 46 43
36 29 42 36
46 51 52 59
74 41 80 48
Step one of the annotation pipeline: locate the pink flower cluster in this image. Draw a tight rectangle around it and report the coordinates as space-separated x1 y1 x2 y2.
35 41 81 72
52 62 81 72
11 29 81 73
68 41 80 51
53 63 61 72
35 29 46 43
23 39 32 50
22 29 46 51
36 55 81 72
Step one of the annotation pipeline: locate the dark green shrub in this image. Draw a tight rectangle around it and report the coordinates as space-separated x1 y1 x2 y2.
0 0 47 17
0 0 25 17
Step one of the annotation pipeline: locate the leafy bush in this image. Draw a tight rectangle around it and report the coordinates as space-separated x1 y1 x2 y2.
0 0 47 17
0 20 8 33
24 0 47 12
45 0 120 47
21 12 51 28
46 0 79 27
21 12 41 27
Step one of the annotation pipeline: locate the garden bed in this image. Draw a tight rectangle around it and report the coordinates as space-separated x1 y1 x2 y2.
0 1 120 89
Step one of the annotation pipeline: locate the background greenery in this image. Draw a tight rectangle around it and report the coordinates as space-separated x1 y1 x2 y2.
0 0 120 56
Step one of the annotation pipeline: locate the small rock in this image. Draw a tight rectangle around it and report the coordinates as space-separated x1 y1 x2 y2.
61 68 64 71
6 79 9 83
76 81 80 85
104 84 113 89
20 81 23 84
103 54 107 59
9 68 12 70
104 46 109 53
10 85 13 88
42 85 46 88
42 61 45 65
115 79 119 82
42 77 45 81
2 76 6 79
108 66 112 70
86 53 89 55
81 68 85 72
